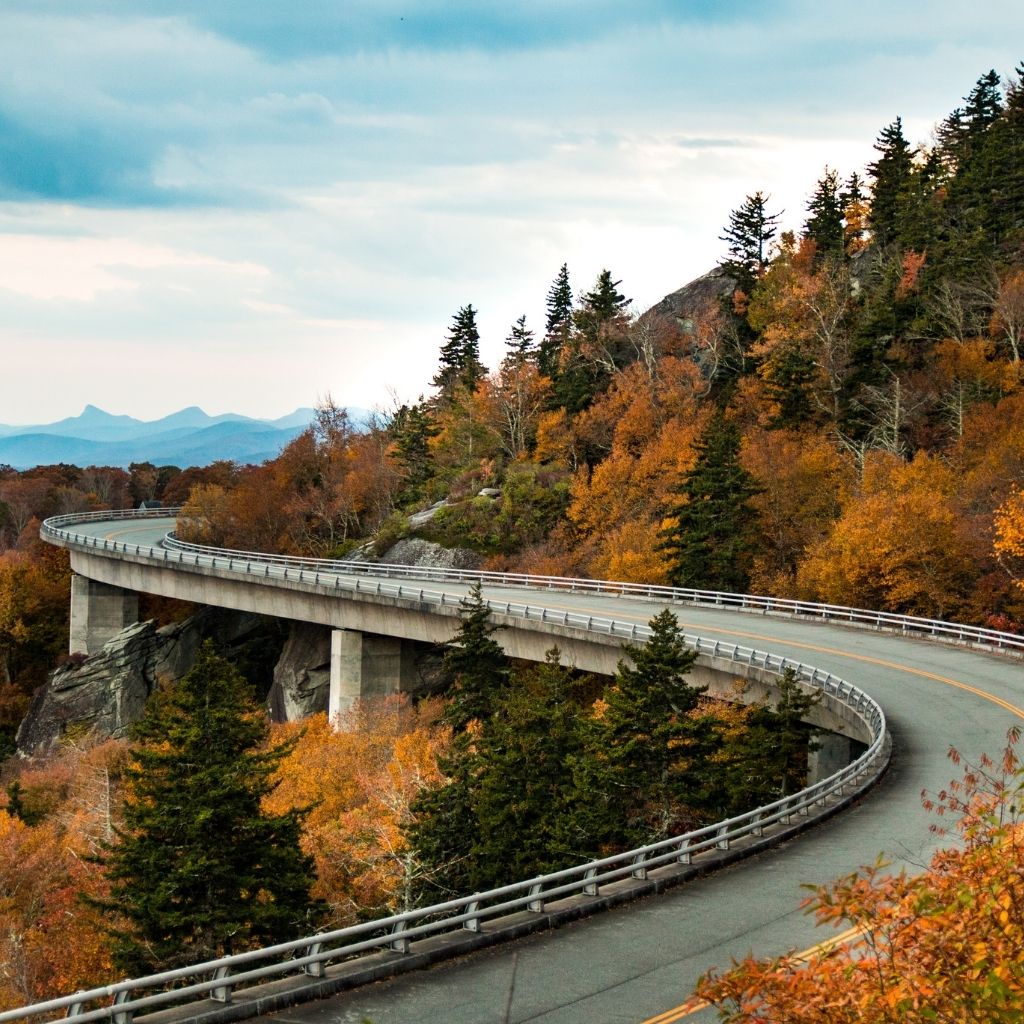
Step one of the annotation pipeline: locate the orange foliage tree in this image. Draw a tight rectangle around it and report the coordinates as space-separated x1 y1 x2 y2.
266 697 448 924
698 733 1024 1022
0 738 128 1008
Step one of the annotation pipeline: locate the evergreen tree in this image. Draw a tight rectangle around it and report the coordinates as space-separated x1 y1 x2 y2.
553 269 631 414
440 581 510 732
962 69 1004 147
432 304 485 406
867 117 916 247
503 314 536 367
538 263 573 379
803 168 845 256
96 642 319 975
388 401 437 501
467 650 587 888
721 669 822 814
587 610 723 845
658 410 762 592
840 172 869 252
407 584 511 899
719 191 782 293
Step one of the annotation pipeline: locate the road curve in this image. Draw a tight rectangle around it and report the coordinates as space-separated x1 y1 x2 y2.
46 516 1024 1024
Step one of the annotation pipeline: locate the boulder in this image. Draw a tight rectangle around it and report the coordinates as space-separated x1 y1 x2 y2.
377 535 481 571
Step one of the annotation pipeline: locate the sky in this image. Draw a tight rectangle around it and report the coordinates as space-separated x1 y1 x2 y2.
0 2 1022 425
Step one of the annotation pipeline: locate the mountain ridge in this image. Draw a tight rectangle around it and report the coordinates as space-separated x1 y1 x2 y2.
0 405 367 470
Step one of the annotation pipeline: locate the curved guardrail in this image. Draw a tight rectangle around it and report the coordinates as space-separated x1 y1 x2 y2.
43 508 1024 656
10 509 893 1024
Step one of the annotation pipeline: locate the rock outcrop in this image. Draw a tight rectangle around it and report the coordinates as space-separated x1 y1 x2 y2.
376 536 480 571
646 267 736 327
16 609 265 755
266 622 332 722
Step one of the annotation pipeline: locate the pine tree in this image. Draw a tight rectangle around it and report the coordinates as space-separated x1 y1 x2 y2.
867 117 916 247
503 314 536 367
803 168 845 256
658 410 762 592
719 191 783 293
538 263 573 379
96 642 319 975
432 304 485 406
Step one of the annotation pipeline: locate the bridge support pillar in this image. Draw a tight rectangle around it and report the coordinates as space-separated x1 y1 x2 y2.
329 629 417 725
807 731 853 785
69 575 139 656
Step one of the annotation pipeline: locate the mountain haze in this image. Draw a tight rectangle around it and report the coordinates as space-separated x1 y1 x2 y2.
0 406 371 469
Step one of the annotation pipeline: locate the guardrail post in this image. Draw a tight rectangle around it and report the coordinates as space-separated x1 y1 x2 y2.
751 812 764 837
716 826 730 850
302 941 326 977
390 921 410 953
463 901 481 932
675 838 692 864
210 965 232 1003
528 883 545 912
66 994 86 1018
631 853 648 880
583 867 599 896
112 990 133 1024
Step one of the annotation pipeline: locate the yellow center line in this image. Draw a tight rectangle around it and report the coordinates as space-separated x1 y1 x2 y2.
537 599 1024 722
640 924 867 1023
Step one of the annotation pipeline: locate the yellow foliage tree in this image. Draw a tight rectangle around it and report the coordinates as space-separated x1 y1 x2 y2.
797 452 975 618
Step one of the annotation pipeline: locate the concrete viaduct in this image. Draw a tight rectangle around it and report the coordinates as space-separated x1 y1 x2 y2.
51 512 864 776
25 508 1024 1024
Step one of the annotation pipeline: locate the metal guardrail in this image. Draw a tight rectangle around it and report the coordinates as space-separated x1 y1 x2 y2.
10 510 896 1024
42 508 1024 655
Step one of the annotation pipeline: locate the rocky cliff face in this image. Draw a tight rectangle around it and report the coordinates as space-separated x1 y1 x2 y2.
266 622 331 722
16 609 267 755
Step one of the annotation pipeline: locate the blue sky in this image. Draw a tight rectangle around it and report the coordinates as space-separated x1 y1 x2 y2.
0 2 1022 424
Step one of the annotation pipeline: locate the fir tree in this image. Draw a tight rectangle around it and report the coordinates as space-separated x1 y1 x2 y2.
586 610 722 845
719 191 782 293
388 401 437 502
803 168 845 257
538 263 573 379
503 314 536 367
554 269 631 414
407 584 511 899
440 581 510 732
867 117 916 247
840 172 869 252
467 650 587 888
723 668 822 812
96 642 319 975
658 410 762 593
432 304 485 406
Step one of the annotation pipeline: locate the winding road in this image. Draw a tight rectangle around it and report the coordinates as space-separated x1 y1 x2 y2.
41 515 1024 1024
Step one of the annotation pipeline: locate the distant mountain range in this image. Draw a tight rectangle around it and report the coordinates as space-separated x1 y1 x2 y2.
0 405 368 470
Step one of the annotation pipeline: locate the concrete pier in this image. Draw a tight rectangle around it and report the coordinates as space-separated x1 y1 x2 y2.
329 629 420 724
69 575 139 656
